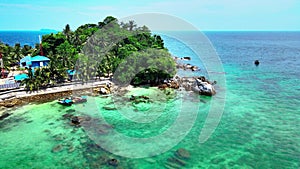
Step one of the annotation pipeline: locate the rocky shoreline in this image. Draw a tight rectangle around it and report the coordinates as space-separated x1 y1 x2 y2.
0 53 217 120
0 82 116 119
0 74 216 119
0 89 89 119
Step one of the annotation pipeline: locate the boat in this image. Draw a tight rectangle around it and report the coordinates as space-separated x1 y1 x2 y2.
58 98 73 106
58 96 87 106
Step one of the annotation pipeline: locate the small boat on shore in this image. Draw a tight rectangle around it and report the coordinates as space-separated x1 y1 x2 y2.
58 96 87 106
58 98 73 106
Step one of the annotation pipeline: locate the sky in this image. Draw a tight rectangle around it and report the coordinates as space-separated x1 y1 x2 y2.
0 0 299 31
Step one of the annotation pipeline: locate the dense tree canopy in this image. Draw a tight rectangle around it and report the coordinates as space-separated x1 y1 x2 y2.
1 16 176 90
113 48 176 85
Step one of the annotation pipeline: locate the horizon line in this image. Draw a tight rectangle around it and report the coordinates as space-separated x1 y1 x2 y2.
0 29 300 32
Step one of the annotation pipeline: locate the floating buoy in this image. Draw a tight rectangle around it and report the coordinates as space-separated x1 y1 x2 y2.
254 60 260 66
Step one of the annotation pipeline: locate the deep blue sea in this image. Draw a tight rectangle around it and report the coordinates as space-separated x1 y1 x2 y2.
0 31 57 46
0 31 299 168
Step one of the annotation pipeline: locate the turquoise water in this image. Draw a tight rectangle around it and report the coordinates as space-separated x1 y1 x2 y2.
1 32 300 168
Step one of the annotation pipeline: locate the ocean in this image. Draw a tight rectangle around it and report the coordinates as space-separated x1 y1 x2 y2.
0 30 57 46
0 31 299 168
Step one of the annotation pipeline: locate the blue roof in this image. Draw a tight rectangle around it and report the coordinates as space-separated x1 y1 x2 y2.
20 55 50 63
30 55 50 62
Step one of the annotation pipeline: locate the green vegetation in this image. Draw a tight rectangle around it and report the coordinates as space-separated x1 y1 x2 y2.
114 49 176 86
0 43 35 68
0 16 176 90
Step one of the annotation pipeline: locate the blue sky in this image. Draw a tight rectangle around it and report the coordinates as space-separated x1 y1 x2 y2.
0 0 299 31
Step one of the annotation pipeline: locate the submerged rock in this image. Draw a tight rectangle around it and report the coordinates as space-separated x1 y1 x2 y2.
102 123 114 129
175 148 190 159
0 112 10 121
54 134 66 141
130 95 151 104
211 157 226 164
44 129 51 133
103 105 117 110
107 158 119 167
165 161 182 169
66 109 76 113
168 157 186 166
72 116 88 124
97 128 109 135
52 144 63 153
68 146 75 153
71 116 80 125
62 113 73 119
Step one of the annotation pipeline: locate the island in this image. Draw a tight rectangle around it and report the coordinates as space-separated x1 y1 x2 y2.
0 16 216 110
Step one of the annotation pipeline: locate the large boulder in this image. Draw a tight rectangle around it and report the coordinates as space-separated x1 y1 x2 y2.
93 84 111 95
170 81 179 89
158 84 168 90
183 56 191 60
193 79 216 96
100 87 108 94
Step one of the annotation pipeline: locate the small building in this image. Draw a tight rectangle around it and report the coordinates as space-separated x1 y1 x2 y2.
20 55 50 68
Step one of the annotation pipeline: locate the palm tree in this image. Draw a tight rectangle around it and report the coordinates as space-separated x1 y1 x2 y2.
70 33 82 51
11 43 23 65
103 16 117 25
128 20 137 31
120 22 129 30
63 24 72 42
21 45 33 56
21 67 36 91
56 41 75 68
47 53 67 84
2 45 15 69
